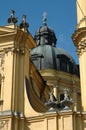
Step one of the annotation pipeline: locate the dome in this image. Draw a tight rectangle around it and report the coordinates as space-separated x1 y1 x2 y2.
31 16 79 77
31 45 79 76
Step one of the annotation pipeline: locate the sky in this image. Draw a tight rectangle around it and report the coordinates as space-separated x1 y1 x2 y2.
0 0 79 63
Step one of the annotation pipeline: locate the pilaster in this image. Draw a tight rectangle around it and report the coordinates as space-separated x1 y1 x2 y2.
72 27 86 111
76 0 86 28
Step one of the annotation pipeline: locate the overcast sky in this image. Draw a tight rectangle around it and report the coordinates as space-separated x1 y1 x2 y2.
0 0 79 63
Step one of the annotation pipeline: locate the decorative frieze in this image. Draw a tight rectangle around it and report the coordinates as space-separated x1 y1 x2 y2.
3 46 25 55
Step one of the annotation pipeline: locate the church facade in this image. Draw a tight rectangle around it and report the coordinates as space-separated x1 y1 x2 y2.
0 1 86 130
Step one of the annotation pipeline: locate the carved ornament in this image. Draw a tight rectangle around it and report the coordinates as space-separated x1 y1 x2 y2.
72 27 86 56
0 120 8 129
76 38 86 56
3 46 27 55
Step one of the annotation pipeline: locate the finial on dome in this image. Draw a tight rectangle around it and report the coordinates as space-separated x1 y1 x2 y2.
43 12 47 25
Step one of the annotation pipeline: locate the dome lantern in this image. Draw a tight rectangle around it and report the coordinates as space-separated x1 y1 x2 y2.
34 14 57 47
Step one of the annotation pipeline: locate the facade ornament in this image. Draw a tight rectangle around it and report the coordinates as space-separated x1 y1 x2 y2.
13 47 25 54
72 27 86 57
45 87 73 111
3 47 25 55
0 120 8 129
76 38 86 56
0 54 5 71
19 15 29 30
45 91 58 109
8 10 18 24
60 88 73 110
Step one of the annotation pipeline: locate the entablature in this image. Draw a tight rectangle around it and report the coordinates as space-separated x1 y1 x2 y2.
0 24 37 54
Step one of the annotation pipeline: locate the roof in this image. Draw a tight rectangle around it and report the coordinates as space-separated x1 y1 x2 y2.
31 45 79 76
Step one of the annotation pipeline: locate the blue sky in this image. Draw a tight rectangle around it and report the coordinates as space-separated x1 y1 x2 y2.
0 0 78 63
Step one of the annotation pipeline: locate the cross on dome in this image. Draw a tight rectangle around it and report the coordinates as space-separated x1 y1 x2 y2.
43 12 47 25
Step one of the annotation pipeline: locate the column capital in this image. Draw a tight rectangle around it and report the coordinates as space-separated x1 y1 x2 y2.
72 27 86 56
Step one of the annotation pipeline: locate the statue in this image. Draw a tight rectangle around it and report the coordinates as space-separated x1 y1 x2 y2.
8 10 18 24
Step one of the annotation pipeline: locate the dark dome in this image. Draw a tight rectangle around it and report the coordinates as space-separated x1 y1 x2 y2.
31 17 79 76
30 45 79 76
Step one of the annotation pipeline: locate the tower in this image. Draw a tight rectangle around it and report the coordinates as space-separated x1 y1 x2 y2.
72 1 86 129
72 0 86 111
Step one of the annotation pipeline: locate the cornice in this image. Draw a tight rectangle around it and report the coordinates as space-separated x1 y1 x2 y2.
0 26 37 54
26 110 75 123
26 112 58 122
40 69 80 88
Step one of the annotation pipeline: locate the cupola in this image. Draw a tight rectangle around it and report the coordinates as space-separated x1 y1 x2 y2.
34 14 57 47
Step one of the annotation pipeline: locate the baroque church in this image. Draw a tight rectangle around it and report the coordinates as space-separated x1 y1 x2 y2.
0 0 86 130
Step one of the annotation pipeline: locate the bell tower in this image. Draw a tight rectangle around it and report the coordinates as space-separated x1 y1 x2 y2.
72 1 86 111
